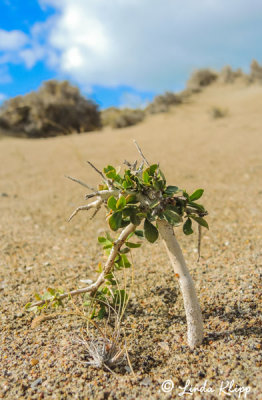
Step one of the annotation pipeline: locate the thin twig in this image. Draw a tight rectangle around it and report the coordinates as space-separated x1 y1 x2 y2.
65 175 97 193
197 225 202 262
30 223 136 308
87 161 107 181
85 193 96 200
133 140 150 166
90 206 101 220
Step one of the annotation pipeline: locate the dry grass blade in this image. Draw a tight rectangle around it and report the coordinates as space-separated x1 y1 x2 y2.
76 331 126 372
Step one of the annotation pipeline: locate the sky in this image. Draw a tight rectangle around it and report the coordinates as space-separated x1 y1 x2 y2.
0 0 262 109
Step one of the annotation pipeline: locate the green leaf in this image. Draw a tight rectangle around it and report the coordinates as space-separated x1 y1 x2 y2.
108 211 122 231
98 236 106 243
166 204 181 214
34 293 41 301
142 170 150 184
127 231 134 240
191 215 209 229
163 209 182 226
98 236 113 249
153 179 164 191
97 306 106 320
183 218 193 235
122 205 137 217
116 195 126 210
113 289 128 308
144 218 159 243
158 169 166 184
136 212 147 218
188 201 206 212
183 191 189 199
122 181 128 189
25 302 32 310
189 189 204 201
148 164 158 176
118 254 131 268
125 241 142 248
105 273 117 285
120 247 130 254
126 194 137 203
121 219 130 228
104 165 116 179
107 196 117 210
134 230 144 237
130 209 141 225
103 243 114 249
165 186 180 196
150 199 160 208
104 165 115 173
47 287 56 296
124 174 134 187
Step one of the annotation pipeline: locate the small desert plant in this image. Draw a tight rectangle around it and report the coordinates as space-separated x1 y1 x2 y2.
210 106 228 119
250 59 262 83
74 270 133 372
102 107 145 129
187 68 218 90
0 80 101 138
218 66 243 84
26 142 209 349
146 92 183 114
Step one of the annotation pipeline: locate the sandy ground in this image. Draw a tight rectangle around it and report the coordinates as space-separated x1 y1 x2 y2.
0 81 262 399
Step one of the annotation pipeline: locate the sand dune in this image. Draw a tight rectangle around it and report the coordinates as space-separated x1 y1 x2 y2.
1 81 261 399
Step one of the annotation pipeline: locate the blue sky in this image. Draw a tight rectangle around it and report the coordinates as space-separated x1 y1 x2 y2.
0 0 262 109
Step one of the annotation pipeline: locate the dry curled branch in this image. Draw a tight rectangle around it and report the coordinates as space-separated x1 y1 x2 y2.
30 223 136 308
68 198 103 222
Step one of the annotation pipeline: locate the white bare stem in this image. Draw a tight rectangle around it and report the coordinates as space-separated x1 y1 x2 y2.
68 198 103 222
30 223 136 308
157 219 203 349
133 140 150 166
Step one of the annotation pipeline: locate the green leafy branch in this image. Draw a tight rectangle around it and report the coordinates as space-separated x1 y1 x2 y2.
26 148 208 319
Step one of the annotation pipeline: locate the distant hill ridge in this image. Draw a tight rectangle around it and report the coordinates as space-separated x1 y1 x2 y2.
0 59 262 138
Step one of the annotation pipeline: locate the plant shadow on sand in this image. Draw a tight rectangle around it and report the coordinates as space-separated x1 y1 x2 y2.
203 303 262 344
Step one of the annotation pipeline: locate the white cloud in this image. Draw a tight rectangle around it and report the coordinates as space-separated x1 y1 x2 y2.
36 0 262 92
0 93 7 103
0 66 12 84
2 1 262 94
120 92 149 109
0 21 57 70
0 29 28 51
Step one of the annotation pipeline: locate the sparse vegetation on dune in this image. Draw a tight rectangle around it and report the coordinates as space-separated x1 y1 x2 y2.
1 60 262 137
187 68 218 90
218 65 244 84
250 59 262 83
0 80 101 138
145 92 183 114
27 142 208 350
101 107 145 129
209 106 228 119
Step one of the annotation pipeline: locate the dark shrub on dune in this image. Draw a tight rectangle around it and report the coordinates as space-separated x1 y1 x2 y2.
0 80 101 138
145 92 183 114
218 66 244 84
187 68 218 90
101 107 145 129
250 60 262 83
